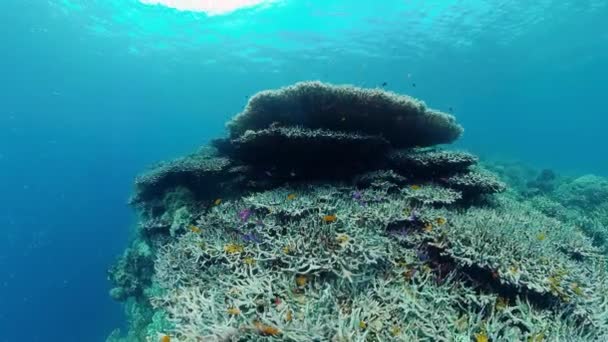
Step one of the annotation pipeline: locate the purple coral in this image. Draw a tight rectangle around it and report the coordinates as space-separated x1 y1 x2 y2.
238 208 252 222
242 232 260 244
352 190 367 206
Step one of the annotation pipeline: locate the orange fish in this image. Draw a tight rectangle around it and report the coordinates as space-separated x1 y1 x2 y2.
189 225 201 233
214 198 222 205
287 193 296 200
410 185 421 190
423 222 433 232
227 307 241 315
160 335 170 342
435 217 447 225
254 321 281 336
323 214 337 223
295 275 308 286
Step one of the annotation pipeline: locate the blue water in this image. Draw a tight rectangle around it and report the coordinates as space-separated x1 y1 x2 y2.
1 0 607 341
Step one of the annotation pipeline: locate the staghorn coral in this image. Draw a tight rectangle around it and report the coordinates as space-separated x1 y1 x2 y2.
441 168 507 196
353 169 408 189
389 148 478 176
226 81 463 148
136 185 608 341
213 126 390 171
130 153 232 205
400 183 463 206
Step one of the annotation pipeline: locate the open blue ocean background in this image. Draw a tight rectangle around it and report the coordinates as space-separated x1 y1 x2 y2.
1 0 606 341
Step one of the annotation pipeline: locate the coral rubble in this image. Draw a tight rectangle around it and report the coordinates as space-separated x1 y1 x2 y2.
107 82 608 342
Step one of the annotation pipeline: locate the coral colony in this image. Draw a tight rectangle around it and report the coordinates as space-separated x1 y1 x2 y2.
107 82 608 341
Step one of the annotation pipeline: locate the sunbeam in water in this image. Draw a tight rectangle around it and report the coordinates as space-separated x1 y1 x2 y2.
139 0 278 15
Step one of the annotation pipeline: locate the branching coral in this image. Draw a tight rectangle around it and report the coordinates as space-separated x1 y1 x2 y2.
226 81 463 148
441 168 507 196
108 82 608 342
389 149 478 176
130 153 232 205
214 126 390 169
138 186 608 341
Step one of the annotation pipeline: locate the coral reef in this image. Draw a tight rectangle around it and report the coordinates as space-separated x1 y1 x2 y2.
555 175 608 210
130 153 232 205
526 169 557 195
107 82 608 341
388 149 478 176
226 81 463 148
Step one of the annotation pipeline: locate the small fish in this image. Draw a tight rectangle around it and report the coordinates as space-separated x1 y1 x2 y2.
412 83 416 87
474 331 489 342
537 232 546 241
448 107 453 112
359 321 367 329
160 335 171 342
404 267 417 280
290 170 296 177
227 307 241 315
435 217 447 225
189 225 201 233
495 297 508 311
214 198 222 205
253 321 281 336
295 275 308 286
224 243 244 254
381 81 387 87
285 310 293 322
341 116 346 121
336 234 349 245
323 214 337 223
410 184 421 190
287 193 297 200
274 296 281 305
265 171 273 177
352 190 362 200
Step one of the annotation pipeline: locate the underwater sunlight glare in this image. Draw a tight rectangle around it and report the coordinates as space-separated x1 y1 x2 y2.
139 0 276 14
